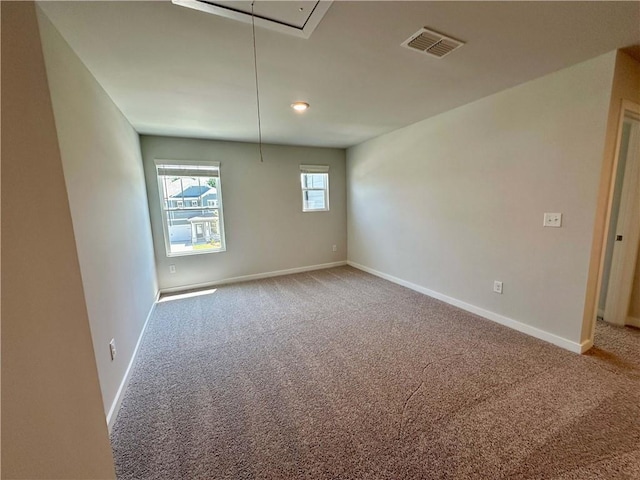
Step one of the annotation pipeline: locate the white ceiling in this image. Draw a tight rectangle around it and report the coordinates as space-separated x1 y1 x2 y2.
38 1 640 148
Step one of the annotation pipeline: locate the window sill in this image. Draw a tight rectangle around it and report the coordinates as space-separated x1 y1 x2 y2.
166 247 226 258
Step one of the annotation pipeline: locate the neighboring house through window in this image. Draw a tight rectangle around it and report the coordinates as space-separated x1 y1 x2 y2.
155 160 225 256
300 165 329 212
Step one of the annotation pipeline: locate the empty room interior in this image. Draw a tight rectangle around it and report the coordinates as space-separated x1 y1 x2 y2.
3 1 640 479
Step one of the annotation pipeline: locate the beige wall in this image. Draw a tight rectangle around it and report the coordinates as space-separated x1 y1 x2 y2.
37 8 158 421
141 136 347 290
347 52 616 349
1 2 115 478
583 51 640 338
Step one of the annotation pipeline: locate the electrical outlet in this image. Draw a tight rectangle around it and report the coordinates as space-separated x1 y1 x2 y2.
493 281 503 294
109 339 117 361
169 264 176 274
543 213 562 227
332 245 337 252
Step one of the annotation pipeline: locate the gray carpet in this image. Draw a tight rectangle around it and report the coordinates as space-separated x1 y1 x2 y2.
111 266 640 479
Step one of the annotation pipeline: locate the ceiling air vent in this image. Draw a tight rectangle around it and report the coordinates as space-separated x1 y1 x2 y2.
401 27 464 58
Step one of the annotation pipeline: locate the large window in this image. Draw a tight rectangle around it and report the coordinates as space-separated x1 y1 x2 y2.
300 165 329 212
155 160 226 256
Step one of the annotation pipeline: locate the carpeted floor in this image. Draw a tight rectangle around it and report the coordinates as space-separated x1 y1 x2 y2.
110 266 640 479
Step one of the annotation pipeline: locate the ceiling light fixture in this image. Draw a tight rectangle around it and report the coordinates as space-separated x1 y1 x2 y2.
291 102 310 112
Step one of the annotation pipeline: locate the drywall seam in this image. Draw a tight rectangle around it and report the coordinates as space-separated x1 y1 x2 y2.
348 261 588 354
106 289 160 431
159 261 347 294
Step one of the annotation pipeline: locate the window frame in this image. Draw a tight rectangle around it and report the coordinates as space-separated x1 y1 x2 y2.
155 159 226 257
300 165 330 212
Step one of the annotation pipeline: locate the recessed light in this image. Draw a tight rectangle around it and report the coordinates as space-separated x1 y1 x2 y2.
291 102 310 112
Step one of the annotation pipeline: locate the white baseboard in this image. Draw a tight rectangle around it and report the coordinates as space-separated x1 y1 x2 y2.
159 261 348 295
579 337 594 353
347 261 585 354
627 316 640 328
597 308 605 319
106 290 160 431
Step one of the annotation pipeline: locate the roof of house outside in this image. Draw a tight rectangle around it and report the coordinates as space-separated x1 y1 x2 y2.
164 179 216 199
172 185 211 198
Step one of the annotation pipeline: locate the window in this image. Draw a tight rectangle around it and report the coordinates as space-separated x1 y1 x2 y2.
300 165 329 212
155 160 226 256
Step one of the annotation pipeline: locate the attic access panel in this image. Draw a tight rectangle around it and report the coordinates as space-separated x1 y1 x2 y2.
171 0 333 38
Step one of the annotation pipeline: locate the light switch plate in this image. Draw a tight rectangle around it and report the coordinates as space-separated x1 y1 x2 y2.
543 213 562 227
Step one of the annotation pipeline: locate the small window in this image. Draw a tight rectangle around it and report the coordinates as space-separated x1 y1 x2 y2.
155 160 226 256
300 165 329 212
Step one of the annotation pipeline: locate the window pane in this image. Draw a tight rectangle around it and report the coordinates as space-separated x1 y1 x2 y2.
314 174 326 188
166 209 221 254
303 190 326 210
300 171 329 212
157 166 225 255
303 173 326 189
